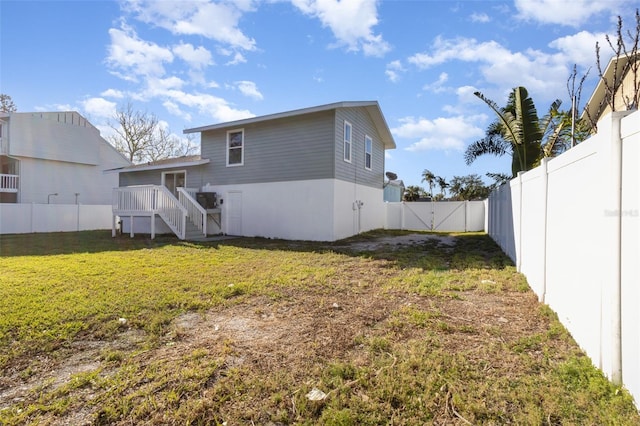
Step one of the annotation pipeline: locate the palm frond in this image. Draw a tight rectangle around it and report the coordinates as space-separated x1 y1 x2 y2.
464 135 509 165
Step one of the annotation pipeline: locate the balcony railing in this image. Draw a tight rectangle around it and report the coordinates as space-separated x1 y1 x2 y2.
112 185 187 239
0 174 18 192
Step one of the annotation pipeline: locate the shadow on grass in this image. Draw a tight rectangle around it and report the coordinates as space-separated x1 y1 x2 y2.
0 230 179 257
0 229 513 274
195 230 515 272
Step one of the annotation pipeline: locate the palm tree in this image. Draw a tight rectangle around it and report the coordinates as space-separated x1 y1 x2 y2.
435 176 448 199
539 101 590 157
465 87 544 177
421 169 436 198
403 185 424 201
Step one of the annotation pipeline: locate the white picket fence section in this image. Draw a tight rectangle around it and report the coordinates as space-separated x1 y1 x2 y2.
0 203 113 234
487 110 640 405
385 200 486 232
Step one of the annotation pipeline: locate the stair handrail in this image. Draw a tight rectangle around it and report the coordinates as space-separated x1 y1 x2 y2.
155 185 187 240
177 187 207 237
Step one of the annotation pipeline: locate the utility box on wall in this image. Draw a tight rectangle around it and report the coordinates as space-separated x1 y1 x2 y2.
195 192 217 209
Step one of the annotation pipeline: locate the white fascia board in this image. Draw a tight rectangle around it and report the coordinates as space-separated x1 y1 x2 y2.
104 158 210 174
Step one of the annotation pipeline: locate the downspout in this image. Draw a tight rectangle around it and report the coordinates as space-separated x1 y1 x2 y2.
610 112 624 385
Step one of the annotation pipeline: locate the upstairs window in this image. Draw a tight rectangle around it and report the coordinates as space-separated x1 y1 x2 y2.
364 135 372 170
227 129 244 166
343 121 352 163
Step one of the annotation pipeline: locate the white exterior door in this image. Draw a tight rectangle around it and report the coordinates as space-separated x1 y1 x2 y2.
226 191 242 236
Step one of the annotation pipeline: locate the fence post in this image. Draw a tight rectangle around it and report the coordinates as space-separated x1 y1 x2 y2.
610 112 625 385
541 158 549 303
516 171 524 273
464 200 469 232
30 202 34 233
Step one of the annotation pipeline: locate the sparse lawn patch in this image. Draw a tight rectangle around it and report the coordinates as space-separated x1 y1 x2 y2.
0 230 637 424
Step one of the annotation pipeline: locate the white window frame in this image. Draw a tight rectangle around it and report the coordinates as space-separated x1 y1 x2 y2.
226 128 244 167
343 121 352 163
364 135 372 170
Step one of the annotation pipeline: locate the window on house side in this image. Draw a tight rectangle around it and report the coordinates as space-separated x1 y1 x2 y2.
344 121 352 163
227 129 244 166
364 135 372 170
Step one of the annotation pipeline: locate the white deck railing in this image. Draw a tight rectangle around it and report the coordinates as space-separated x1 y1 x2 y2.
0 174 19 192
178 187 206 237
112 185 156 212
112 185 187 240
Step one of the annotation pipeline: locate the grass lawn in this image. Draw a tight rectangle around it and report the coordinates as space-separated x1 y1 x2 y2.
0 230 637 425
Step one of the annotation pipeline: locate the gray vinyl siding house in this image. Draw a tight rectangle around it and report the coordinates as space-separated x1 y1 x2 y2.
114 101 395 241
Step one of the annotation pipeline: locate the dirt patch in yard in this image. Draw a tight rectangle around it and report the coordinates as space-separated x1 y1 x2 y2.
1 232 635 425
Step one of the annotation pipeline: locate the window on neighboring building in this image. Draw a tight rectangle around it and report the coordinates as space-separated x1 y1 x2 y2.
227 129 244 166
344 121 352 163
364 135 372 170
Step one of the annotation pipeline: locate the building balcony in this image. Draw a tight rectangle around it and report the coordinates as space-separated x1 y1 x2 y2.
0 173 19 192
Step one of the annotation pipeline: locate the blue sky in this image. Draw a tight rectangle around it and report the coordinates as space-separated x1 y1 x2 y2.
1 0 637 188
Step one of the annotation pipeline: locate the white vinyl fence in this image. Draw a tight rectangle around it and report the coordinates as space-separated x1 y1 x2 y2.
0 203 113 234
487 110 640 405
385 200 486 232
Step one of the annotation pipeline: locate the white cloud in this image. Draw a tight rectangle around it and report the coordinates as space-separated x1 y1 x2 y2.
162 100 192 121
234 80 264 100
291 0 391 57
455 85 481 104
470 12 490 23
163 89 255 123
172 42 213 69
514 0 628 27
392 115 486 152
81 97 117 119
123 0 257 51
408 36 510 69
101 89 126 99
407 36 575 103
548 31 608 68
35 103 74 112
423 72 449 93
145 76 186 96
226 52 247 65
385 60 405 83
107 25 174 79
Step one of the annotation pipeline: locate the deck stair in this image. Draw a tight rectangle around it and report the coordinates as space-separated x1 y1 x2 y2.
112 185 211 241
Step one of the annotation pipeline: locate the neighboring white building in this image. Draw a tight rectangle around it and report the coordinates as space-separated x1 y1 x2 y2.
383 179 405 202
112 101 396 241
0 111 130 205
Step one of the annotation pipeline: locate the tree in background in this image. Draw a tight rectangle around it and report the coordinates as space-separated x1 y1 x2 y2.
566 64 592 146
465 87 544 178
465 86 584 178
486 172 511 187
448 174 492 201
435 176 448 200
109 101 197 164
403 185 426 201
0 94 17 113
421 169 436 198
586 9 640 131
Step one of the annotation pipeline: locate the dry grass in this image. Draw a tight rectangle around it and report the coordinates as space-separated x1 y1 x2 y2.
0 230 637 425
